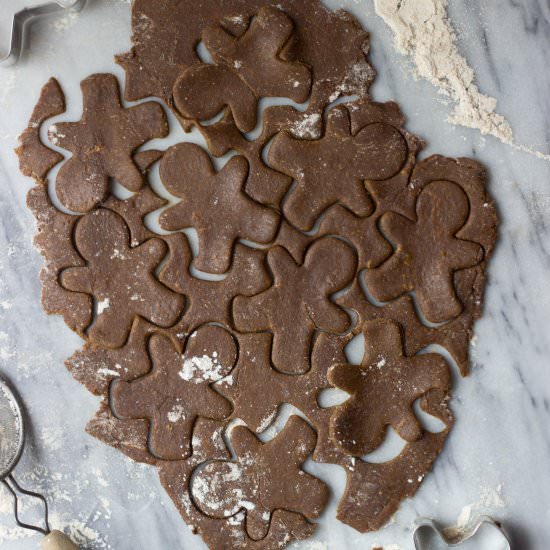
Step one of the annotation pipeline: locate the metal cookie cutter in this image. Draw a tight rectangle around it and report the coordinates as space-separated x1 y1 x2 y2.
414 516 512 549
0 0 87 67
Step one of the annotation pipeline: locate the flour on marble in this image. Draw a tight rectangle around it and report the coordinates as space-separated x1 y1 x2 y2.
50 9 80 33
40 426 64 452
374 0 550 162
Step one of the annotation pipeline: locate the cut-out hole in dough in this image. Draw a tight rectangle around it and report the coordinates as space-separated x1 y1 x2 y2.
412 398 447 434
417 343 461 382
109 179 135 200
245 96 310 141
317 387 350 408
196 41 213 64
344 331 364 365
358 269 390 308
254 403 312 442
360 426 407 464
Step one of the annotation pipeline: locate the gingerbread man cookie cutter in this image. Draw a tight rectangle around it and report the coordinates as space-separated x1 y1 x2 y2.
0 0 87 67
413 516 512 549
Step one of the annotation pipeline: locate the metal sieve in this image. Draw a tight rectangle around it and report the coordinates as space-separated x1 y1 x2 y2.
0 377 78 549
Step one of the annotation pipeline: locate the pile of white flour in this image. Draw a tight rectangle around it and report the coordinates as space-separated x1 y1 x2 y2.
374 0 550 161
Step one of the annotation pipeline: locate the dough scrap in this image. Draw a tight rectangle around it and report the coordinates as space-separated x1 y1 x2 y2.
26 185 91 335
174 6 311 132
159 233 271 334
15 78 65 182
269 105 408 230
113 326 236 460
17 0 500 546
364 180 484 323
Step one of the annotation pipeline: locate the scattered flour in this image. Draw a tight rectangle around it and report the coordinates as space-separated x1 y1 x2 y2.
293 542 329 550
40 426 64 452
167 403 186 423
0 72 16 105
51 9 80 33
374 0 550 161
97 298 110 314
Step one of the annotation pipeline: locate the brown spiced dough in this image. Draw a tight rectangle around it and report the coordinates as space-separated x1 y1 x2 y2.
275 204 393 270
328 319 451 456
233 237 356 374
26 185 92 335
86 399 156 466
104 185 167 247
159 143 280 274
192 416 328 541
159 418 318 549
219 329 454 533
65 317 167 397
198 109 293 208
60 209 184 348
16 0 500 546
338 283 473 377
16 78 65 182
50 74 168 213
337 390 453 533
117 0 373 110
203 6 311 105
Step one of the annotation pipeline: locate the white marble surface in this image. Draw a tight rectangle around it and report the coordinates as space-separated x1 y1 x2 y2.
0 0 549 548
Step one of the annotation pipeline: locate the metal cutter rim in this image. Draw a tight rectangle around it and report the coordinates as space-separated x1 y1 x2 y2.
0 0 87 67
413 515 512 549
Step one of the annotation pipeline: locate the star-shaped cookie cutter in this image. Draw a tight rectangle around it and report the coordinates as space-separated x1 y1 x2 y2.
0 0 87 67
413 516 512 549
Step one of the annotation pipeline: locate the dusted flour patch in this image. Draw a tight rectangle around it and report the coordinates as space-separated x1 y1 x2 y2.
180 353 226 384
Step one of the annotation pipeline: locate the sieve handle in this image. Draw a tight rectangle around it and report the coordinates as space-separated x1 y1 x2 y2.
41 530 79 550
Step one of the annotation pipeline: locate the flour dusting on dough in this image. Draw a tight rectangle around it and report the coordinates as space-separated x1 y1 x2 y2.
179 353 226 383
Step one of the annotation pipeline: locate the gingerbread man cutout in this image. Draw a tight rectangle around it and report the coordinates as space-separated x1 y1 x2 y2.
173 6 311 133
50 73 168 213
364 181 484 323
203 6 311 104
328 319 451 456
233 237 356 374
269 105 408 230
60 209 184 348
112 326 236 460
191 416 328 540
159 143 280 274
